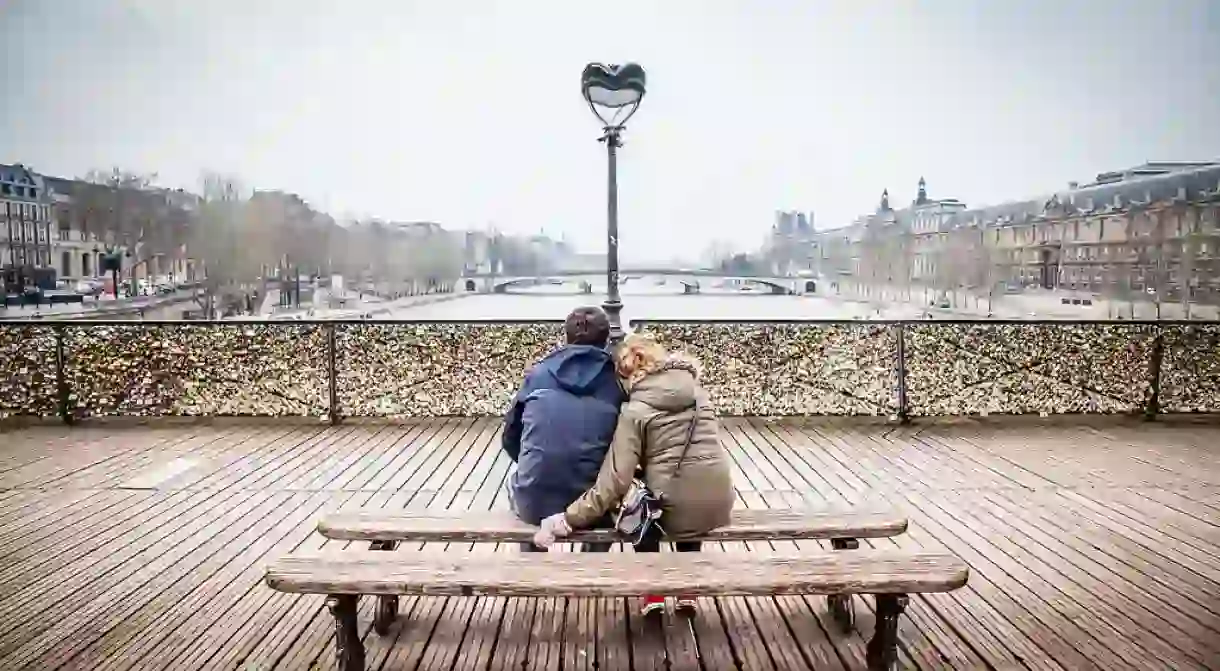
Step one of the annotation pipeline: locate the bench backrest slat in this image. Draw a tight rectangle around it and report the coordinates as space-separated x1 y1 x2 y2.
265 551 968 597
318 508 907 543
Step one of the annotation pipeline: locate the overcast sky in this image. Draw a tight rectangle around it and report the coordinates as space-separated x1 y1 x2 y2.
2 0 1218 261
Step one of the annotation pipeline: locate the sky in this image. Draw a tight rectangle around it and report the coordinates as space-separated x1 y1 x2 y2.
2 0 1219 262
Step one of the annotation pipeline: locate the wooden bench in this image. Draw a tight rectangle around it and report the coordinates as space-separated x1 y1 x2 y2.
318 508 908 636
266 550 969 671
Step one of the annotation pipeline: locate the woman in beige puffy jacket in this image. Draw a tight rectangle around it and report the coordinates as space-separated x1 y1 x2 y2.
534 332 735 616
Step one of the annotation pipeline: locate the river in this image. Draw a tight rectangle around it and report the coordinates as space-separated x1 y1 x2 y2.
384 284 925 321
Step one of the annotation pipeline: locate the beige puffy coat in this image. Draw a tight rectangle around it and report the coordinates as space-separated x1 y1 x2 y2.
564 357 734 539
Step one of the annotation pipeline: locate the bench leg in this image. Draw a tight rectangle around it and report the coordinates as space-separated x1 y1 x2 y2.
827 538 859 631
370 541 400 635
865 594 908 671
327 595 365 671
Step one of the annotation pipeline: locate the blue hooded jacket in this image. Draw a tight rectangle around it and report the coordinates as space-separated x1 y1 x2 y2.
502 344 624 524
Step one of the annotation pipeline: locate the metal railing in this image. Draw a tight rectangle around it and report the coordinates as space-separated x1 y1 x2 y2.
1 319 1217 422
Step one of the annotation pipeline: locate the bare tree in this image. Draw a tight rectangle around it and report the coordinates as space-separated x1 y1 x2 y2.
931 231 956 306
361 220 392 288
80 167 158 247
958 225 991 311
189 172 254 317
412 230 464 291
1178 204 1199 318
1197 203 1219 310
74 167 176 284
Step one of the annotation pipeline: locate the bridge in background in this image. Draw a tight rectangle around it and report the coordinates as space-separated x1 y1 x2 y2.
460 269 818 295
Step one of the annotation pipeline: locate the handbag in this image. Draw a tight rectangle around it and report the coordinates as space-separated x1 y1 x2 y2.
614 402 700 545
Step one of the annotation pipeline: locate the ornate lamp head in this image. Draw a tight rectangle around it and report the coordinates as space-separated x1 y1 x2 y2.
580 62 647 128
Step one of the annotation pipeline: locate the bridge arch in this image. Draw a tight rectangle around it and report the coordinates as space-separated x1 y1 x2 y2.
730 279 792 295
677 278 791 295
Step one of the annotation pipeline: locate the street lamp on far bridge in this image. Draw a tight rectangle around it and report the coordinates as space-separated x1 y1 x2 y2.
581 62 646 343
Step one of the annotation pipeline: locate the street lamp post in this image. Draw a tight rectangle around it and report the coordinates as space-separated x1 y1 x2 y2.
96 246 130 300
581 62 646 343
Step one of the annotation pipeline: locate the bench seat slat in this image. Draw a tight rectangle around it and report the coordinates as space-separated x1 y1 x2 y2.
265 551 967 597
317 508 907 542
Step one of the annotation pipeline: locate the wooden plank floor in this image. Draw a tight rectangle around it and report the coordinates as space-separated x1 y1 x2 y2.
0 417 1217 671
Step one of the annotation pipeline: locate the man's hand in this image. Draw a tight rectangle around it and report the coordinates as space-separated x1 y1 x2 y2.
532 513 573 549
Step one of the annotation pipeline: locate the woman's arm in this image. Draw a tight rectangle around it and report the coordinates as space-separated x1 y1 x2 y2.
564 408 644 528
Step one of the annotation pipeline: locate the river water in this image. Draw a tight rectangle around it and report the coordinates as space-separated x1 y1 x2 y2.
384 284 924 322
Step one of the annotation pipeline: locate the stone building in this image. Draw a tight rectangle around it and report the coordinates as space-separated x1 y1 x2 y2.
0 163 55 274
968 162 1220 305
42 175 199 284
812 163 1220 309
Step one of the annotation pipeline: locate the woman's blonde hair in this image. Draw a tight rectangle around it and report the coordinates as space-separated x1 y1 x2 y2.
614 332 670 388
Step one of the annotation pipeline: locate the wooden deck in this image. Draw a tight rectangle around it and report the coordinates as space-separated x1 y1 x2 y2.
0 417 1217 671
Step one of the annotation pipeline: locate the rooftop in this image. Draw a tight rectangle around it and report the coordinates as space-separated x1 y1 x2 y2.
1 416 1216 670
1090 161 1220 186
0 163 48 203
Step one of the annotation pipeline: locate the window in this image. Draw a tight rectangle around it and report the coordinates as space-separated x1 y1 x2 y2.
61 251 72 277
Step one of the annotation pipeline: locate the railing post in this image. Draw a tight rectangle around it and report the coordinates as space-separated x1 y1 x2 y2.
1144 324 1165 421
54 325 74 425
896 322 909 423
327 324 340 425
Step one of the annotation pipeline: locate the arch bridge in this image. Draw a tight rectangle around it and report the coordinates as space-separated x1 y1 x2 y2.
459 269 819 296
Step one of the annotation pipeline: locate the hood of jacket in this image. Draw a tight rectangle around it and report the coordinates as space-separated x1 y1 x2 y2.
629 355 701 412
537 344 616 396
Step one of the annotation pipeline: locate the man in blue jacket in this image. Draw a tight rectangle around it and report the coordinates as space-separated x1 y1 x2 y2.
503 306 623 552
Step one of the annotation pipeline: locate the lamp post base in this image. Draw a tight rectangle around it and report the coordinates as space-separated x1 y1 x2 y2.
602 298 625 344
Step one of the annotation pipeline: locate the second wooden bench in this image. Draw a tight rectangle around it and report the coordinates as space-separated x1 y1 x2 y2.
266 549 969 671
